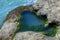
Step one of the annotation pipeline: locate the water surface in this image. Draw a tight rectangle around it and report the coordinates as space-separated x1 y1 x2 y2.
0 0 36 27
17 11 45 32
21 11 41 26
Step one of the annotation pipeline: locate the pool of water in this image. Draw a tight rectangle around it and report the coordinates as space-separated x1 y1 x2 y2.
0 0 36 28
16 11 57 37
21 11 42 26
17 11 45 32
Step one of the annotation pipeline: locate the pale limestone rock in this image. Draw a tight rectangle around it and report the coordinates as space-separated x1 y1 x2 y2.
33 0 60 40
13 31 46 40
0 22 17 40
1 0 60 40
13 31 59 40
33 0 60 23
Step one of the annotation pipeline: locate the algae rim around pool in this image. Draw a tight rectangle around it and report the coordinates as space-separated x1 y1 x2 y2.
14 10 58 37
15 10 47 33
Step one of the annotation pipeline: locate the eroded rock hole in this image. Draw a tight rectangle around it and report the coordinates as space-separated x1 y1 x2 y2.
48 20 59 28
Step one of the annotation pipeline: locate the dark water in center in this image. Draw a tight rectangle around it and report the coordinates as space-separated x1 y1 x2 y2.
16 11 57 37
21 11 41 26
17 11 45 32
0 0 36 28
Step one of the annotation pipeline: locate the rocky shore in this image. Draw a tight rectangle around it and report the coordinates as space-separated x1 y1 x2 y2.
33 0 60 23
32 0 60 40
0 6 35 40
0 0 60 40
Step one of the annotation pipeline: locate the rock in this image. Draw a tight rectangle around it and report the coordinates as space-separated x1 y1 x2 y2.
34 0 60 23
0 6 34 40
0 22 18 40
13 31 46 40
13 31 59 40
47 7 60 23
0 6 20 40
1 0 60 40
32 4 40 10
33 0 60 40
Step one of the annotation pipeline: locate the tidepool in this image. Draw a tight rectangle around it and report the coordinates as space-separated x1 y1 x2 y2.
0 0 58 37
17 11 47 32
15 11 58 37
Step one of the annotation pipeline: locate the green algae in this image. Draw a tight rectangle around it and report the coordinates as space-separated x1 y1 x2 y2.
14 10 58 37
43 25 58 37
15 10 47 33
12 7 58 38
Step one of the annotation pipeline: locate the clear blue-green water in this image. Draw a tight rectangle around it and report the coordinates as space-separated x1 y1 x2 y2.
17 11 45 32
16 11 57 37
21 11 41 26
0 0 36 28
0 0 57 37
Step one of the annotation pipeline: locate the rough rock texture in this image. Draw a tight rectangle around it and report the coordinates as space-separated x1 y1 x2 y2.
33 0 60 23
32 0 60 40
13 31 58 40
0 12 19 40
0 22 18 40
13 32 46 40
0 6 33 40
1 0 60 40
